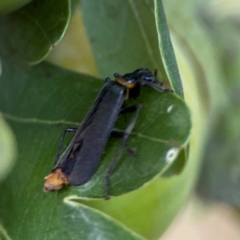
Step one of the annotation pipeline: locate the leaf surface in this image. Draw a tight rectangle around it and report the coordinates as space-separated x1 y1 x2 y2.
0 0 70 64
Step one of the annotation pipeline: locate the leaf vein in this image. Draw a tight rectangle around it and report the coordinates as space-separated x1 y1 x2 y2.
3 113 169 143
19 10 52 45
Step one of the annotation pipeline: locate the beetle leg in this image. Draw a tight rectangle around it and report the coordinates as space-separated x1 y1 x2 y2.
105 105 141 200
54 127 78 165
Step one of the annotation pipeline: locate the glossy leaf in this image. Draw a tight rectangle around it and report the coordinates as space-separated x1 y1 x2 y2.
0 1 194 239
68 89 190 198
154 0 183 97
80 0 186 176
81 0 167 81
0 53 191 197
0 56 137 239
61 198 146 240
0 35 190 238
0 0 70 64
81 0 183 97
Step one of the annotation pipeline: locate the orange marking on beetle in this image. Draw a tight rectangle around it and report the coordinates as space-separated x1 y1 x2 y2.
116 78 136 89
44 168 69 192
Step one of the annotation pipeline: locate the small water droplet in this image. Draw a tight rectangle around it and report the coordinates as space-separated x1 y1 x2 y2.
167 105 174 113
166 148 179 164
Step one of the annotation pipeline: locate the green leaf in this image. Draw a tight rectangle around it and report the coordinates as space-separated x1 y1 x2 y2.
68 90 190 198
0 186 146 240
0 52 191 199
80 0 186 176
0 34 191 238
154 0 183 97
0 0 31 15
81 0 167 81
61 198 146 240
0 0 70 64
0 58 102 239
0 116 16 182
